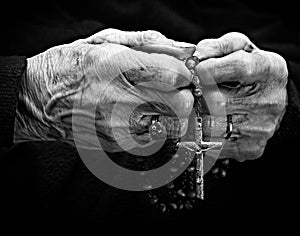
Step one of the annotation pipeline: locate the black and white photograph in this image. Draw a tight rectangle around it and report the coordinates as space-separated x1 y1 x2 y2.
0 0 299 234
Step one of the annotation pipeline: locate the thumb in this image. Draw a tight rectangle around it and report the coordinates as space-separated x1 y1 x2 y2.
84 28 172 46
194 32 258 61
85 28 196 60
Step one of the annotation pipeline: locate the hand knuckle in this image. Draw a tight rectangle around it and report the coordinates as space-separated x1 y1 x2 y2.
223 32 249 42
96 28 120 39
101 28 119 34
246 143 265 160
254 147 265 159
219 38 233 54
241 148 263 160
260 51 288 82
273 88 288 112
197 38 219 51
241 57 255 77
265 124 276 139
276 54 289 80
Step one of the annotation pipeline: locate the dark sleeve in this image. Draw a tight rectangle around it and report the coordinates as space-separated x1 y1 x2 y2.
0 56 27 148
265 59 300 158
281 61 300 139
274 76 300 142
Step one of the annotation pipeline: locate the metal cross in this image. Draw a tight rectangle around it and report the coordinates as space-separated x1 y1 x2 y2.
149 56 230 200
178 56 223 200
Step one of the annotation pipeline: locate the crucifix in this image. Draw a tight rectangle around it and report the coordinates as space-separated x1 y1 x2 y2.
178 55 224 199
149 55 232 200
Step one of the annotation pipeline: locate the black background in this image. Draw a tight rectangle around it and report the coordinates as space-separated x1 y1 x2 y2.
1 0 299 234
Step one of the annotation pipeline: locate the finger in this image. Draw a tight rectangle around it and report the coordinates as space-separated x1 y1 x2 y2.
111 47 193 90
196 49 288 86
115 89 193 146
194 32 258 61
259 50 288 86
85 28 196 60
155 89 194 118
85 28 174 47
195 50 264 85
158 89 192 138
160 116 189 139
136 89 193 138
132 41 196 60
133 88 194 118
89 43 192 90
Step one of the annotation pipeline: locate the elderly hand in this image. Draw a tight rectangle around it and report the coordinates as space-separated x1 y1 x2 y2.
14 29 195 152
195 32 288 161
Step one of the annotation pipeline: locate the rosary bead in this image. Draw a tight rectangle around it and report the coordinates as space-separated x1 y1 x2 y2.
185 56 200 70
193 88 202 97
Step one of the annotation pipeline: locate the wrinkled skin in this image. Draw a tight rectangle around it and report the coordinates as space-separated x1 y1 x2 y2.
14 29 194 152
14 30 288 162
195 32 288 161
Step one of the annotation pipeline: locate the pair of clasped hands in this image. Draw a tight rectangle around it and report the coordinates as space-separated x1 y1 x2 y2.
17 29 288 161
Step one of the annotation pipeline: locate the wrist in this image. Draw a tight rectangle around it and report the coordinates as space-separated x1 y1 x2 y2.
13 56 62 143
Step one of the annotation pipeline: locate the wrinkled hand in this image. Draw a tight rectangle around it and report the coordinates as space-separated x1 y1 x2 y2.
14 29 195 152
195 32 288 161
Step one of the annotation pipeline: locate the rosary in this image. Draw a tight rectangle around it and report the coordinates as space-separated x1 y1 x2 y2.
147 55 233 213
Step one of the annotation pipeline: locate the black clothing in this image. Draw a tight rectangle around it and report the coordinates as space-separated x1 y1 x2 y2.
0 57 26 147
